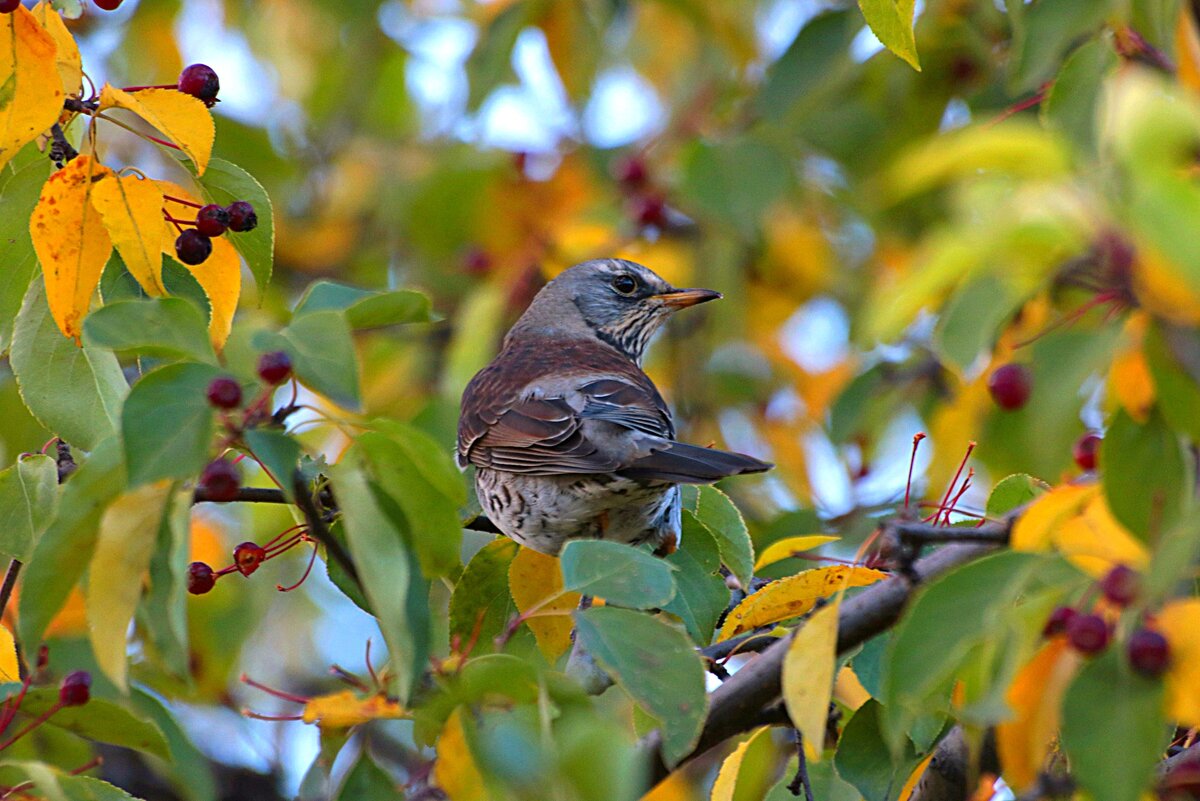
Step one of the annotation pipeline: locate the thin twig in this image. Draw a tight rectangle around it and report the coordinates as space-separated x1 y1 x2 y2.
0 561 21 624
787 731 815 801
291 471 360 589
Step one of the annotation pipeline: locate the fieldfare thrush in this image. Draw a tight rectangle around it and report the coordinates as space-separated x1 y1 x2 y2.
457 258 771 556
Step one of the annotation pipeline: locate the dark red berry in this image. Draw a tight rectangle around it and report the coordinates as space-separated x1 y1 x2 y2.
1074 432 1102 471
205 377 242 409
1066 613 1110 654
186 561 216 595
0 0 22 11
35 645 49 671
257 351 292 385
174 229 212 265
462 247 493 276
58 671 91 707
630 194 667 228
1042 605 1078 637
1095 229 1135 284
1128 628 1170 677
1101 564 1139 607
987 363 1032 410
199 459 239 502
614 155 648 188
195 204 230 237
93 0 123 9
226 201 258 232
234 542 266 576
178 64 219 106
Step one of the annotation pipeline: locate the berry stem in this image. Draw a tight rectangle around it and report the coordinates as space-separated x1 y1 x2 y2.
903 433 926 511
276 543 319 592
926 442 975 524
94 112 183 151
163 194 203 209
162 213 196 226
0 702 62 752
239 674 310 705
120 83 178 92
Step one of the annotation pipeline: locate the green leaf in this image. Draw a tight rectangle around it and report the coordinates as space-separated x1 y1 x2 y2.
193 158 274 291
0 453 57 561
1061 649 1169 801
330 449 429 700
661 512 729 645
335 752 397 800
1041 37 1118 156
19 438 125 648
857 0 920 70
756 11 859 122
1102 409 1189 541
933 275 1022 372
1145 323 1200 441
138 488 192 678
293 280 436 328
767 757 860 801
692 486 755 588
242 428 302 501
121 362 221 487
833 700 925 801
83 298 216 363
11 279 128 451
130 688 217 801
0 763 139 801
680 138 792 237
254 311 360 411
559 540 676 609
5 687 171 759
573 606 706 767
449 538 523 653
1008 0 1112 93
465 2 530 111
986 474 1043 517
0 157 51 353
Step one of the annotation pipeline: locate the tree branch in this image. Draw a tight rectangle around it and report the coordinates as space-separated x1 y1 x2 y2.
291 472 359 589
640 535 1006 787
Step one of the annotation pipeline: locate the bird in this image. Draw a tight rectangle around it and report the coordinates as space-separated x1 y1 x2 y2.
457 258 771 557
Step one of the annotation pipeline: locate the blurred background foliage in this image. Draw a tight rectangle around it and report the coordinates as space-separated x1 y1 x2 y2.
5 0 1200 797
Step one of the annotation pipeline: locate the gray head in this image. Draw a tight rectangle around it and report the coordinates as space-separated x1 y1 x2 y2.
509 258 721 364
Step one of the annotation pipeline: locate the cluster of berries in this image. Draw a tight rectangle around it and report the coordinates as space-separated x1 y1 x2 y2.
173 200 257 266
1042 564 1170 677
612 154 669 230
186 540 267 595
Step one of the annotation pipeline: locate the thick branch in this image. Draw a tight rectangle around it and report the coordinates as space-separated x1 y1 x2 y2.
640 536 1004 787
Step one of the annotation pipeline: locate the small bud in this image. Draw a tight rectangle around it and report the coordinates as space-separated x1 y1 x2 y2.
59 670 91 707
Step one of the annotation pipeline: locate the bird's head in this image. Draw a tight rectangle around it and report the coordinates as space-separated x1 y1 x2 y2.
515 258 721 364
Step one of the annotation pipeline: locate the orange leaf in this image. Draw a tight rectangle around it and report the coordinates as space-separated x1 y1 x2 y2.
900 752 934 801
30 3 80 97
1108 313 1155 422
1177 5 1200 96
156 180 241 349
0 624 17 684
1157 598 1200 727
30 155 115 340
1012 483 1147 576
0 6 63 171
717 566 887 641
995 638 1081 792
833 665 870 711
782 599 840 761
98 85 213 175
1133 242 1200 326
434 708 488 801
638 772 695 801
508 546 579 661
300 689 407 729
91 174 166 296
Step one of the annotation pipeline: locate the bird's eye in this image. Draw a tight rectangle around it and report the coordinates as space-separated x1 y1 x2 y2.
611 275 638 296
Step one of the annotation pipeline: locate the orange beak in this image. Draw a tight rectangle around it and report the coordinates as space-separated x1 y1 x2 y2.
653 288 722 309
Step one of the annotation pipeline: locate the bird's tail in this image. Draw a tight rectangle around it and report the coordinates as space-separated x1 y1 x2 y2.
617 441 772 484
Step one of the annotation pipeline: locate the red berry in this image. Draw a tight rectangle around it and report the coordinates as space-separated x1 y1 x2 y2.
195 204 230 237
987 363 1032 410
630 194 667 228
613 155 648 187
1066 613 1110 654
186 561 216 595
178 64 219 106
0 0 22 11
205 377 242 409
226 201 258 232
1128 628 1170 677
1100 564 1139 607
174 229 212 265
233 541 266 576
93 0 122 9
1042 605 1078 637
199 459 240 502
58 671 91 707
35 645 49 671
1073 432 1101 471
257 351 293 385
462 247 493 276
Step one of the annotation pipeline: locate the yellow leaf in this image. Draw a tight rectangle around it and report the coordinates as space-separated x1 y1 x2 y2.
31 3 80 97
754 536 840 572
91 174 166 296
639 772 696 801
30 155 115 340
782 599 840 761
899 752 934 801
717 566 887 641
86 481 173 690
710 726 773 801
1011 483 1093 553
0 6 63 171
98 85 214 176
995 638 1081 792
1158 599 1200 726
156 180 241 349
1177 5 1200 96
434 708 489 801
0 624 18 683
833 665 870 711
1108 313 1155 422
858 0 921 71
1012 483 1147 576
1133 242 1200 326
301 689 407 729
508 546 579 661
